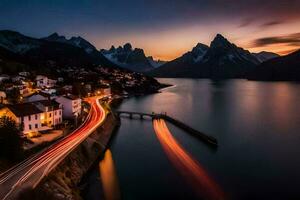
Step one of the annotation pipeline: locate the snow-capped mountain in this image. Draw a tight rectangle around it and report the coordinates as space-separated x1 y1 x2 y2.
149 34 262 78
101 43 154 72
0 30 120 70
43 33 97 54
252 51 279 63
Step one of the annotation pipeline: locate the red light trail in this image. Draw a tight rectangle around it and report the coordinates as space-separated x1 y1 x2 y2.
0 97 106 199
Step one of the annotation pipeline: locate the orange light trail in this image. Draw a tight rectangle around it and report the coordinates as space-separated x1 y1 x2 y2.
153 119 224 200
99 149 121 200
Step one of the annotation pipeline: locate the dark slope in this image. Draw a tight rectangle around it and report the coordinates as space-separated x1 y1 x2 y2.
248 49 300 81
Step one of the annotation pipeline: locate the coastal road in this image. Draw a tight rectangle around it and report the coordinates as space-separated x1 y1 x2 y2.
0 97 106 200
153 119 224 200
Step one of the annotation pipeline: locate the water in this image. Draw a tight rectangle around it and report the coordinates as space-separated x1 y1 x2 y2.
83 79 300 200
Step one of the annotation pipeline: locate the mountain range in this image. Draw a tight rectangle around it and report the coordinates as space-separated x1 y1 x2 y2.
100 44 165 72
149 34 280 78
0 30 121 74
248 49 300 81
1 30 299 81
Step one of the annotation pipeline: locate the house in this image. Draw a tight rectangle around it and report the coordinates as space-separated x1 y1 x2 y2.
17 84 30 96
55 94 82 119
0 100 62 136
41 88 57 95
19 72 30 77
34 100 63 127
25 92 53 103
3 103 44 136
36 75 57 88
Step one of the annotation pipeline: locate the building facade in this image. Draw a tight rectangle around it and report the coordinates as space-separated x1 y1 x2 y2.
0 100 62 137
55 94 82 119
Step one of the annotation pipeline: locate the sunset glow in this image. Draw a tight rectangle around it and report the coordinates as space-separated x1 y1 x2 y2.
1 0 299 60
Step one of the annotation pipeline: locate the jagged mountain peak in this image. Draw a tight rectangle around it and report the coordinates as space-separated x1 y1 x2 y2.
194 43 209 49
43 33 96 54
210 34 232 49
123 43 132 51
109 45 116 51
45 32 67 41
101 43 155 72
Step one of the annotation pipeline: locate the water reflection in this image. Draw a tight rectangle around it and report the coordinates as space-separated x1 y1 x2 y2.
153 119 224 200
99 149 121 200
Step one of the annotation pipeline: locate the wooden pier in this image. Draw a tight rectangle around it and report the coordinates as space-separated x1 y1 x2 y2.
116 111 218 146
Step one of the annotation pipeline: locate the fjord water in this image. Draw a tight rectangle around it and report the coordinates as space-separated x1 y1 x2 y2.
84 79 300 200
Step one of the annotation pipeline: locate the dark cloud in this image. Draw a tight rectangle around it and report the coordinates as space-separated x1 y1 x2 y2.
261 20 285 27
253 32 300 47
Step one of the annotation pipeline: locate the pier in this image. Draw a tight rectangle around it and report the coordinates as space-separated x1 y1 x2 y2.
116 111 218 146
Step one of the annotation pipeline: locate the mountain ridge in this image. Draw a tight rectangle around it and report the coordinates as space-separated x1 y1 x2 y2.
148 34 278 78
100 43 155 72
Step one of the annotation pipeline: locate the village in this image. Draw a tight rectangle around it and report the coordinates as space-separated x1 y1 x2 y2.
0 65 130 148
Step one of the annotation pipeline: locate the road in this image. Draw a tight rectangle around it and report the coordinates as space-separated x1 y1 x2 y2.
153 119 224 200
0 97 106 200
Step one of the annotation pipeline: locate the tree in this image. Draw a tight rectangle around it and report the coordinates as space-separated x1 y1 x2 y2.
0 116 23 161
7 87 21 104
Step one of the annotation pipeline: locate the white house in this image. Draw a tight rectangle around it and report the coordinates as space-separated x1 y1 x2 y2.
55 94 82 119
1 100 62 136
4 103 44 136
34 100 63 127
36 75 57 88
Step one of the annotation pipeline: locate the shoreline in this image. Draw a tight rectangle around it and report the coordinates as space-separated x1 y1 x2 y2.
158 84 176 92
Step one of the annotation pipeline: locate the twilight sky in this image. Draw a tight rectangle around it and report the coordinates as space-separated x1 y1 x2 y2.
0 0 300 60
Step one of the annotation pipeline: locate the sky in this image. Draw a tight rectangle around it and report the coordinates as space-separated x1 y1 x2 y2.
0 0 300 60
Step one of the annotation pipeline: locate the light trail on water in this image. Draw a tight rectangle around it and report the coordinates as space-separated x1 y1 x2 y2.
153 119 225 200
99 149 121 200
